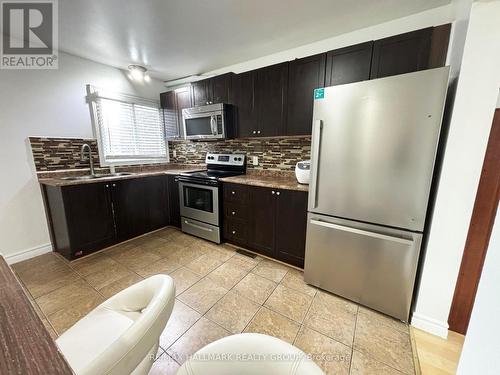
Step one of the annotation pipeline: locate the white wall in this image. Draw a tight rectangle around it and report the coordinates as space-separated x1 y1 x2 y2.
457 162 500 374
0 52 164 263
204 4 455 76
412 1 500 337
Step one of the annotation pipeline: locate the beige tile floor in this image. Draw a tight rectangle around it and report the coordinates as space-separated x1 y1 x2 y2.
12 227 419 375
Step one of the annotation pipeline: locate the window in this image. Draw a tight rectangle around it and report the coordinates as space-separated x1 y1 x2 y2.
87 85 168 165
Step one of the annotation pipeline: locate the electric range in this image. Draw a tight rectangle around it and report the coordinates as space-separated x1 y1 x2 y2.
177 153 246 243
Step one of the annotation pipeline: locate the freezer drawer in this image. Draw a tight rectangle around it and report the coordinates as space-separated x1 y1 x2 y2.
304 213 422 321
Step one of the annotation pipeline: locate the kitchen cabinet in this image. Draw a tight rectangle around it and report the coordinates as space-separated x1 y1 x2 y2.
325 42 373 86
370 28 433 79
191 73 233 107
43 182 116 260
231 70 256 138
191 80 210 107
255 62 288 137
232 63 288 137
274 189 308 267
286 53 326 136
42 175 173 260
247 186 276 257
222 183 307 267
168 175 181 228
161 24 450 139
113 176 168 241
112 179 147 241
145 176 170 232
223 183 250 246
160 87 192 138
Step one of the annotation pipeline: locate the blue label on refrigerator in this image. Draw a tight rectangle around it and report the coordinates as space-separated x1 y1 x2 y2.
314 88 325 99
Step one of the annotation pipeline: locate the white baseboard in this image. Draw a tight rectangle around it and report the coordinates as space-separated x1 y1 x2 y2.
4 243 53 265
411 312 449 338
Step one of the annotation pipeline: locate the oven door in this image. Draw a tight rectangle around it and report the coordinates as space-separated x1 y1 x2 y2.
183 111 225 140
179 181 219 226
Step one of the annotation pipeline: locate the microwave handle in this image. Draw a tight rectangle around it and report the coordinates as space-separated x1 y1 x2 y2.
210 115 217 135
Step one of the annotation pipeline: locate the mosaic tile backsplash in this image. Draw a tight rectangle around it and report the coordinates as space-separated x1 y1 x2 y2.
29 137 102 171
169 136 311 171
29 136 311 172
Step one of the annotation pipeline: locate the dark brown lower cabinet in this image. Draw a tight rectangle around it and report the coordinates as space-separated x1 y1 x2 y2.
167 175 181 228
112 179 148 241
42 175 174 260
223 183 308 268
274 189 308 267
112 176 169 241
43 182 117 260
247 186 276 257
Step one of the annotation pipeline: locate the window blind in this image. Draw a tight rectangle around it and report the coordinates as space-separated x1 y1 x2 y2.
94 96 167 162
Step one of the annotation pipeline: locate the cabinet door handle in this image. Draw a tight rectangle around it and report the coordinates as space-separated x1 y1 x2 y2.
231 211 236 215
252 130 256 134
231 191 235 195
105 184 109 188
257 130 261 134
271 191 275 195
112 183 116 187
276 191 280 196
232 230 236 234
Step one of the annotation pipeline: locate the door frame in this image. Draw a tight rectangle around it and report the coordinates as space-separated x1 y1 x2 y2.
448 108 500 334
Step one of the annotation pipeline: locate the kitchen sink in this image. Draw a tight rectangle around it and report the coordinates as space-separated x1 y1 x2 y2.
61 172 134 181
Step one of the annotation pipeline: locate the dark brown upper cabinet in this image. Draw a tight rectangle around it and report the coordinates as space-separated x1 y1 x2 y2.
211 73 233 103
191 73 233 106
370 28 433 79
231 70 256 137
232 63 288 137
286 53 326 136
161 23 451 140
428 23 452 69
160 87 192 138
325 42 373 86
191 80 210 107
255 62 288 137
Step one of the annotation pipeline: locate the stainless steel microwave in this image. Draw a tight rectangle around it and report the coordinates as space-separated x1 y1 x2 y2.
182 103 233 140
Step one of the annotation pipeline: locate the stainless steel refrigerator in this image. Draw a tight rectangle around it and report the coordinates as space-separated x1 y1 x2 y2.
304 67 449 322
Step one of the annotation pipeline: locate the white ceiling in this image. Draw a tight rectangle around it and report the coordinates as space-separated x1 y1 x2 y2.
59 0 451 80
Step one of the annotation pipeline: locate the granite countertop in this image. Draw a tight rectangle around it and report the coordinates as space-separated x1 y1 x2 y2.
220 170 309 192
38 164 205 187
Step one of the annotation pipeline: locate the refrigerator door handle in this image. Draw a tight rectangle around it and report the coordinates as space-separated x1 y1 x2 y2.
309 119 323 210
310 219 414 246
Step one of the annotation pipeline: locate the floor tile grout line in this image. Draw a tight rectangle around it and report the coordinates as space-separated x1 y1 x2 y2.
353 342 412 375
18 229 419 373
347 306 360 374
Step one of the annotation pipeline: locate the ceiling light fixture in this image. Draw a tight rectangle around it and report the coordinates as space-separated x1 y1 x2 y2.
128 64 149 82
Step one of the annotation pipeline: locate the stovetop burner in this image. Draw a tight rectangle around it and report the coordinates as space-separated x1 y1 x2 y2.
178 153 246 185
180 170 245 180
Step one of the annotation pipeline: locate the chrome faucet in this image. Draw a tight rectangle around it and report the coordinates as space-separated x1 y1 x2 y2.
80 144 95 176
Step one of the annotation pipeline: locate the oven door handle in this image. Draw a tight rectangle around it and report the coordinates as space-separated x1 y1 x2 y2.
183 219 214 232
210 115 217 136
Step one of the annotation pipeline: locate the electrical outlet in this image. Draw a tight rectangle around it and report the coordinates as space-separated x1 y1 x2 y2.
252 156 258 166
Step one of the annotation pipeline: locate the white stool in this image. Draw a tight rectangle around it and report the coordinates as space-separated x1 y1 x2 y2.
176 333 325 375
56 275 175 375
